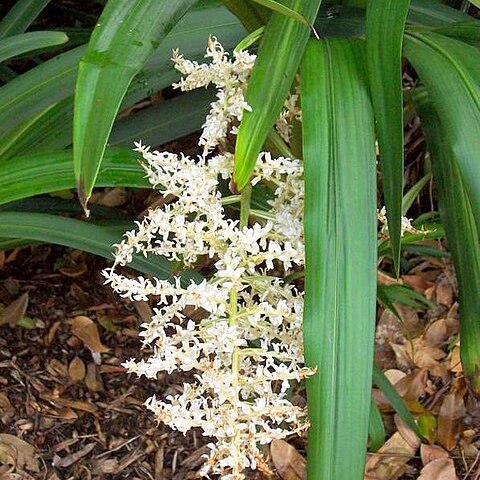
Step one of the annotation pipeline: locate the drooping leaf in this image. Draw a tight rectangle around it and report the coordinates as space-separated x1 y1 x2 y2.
233 0 322 191
0 148 149 206
250 0 311 28
73 0 197 213
0 212 199 283
0 31 68 64
366 0 410 275
301 38 377 480
413 89 480 391
0 3 245 146
0 0 52 39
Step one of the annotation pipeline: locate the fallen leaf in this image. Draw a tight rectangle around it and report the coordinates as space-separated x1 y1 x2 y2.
46 359 68 379
437 390 466 451
0 434 40 472
365 431 420 480
85 363 104 392
58 264 88 278
0 393 14 424
40 393 98 414
418 458 457 480
420 444 449 466
68 357 86 383
71 316 109 353
134 301 153 323
270 440 305 480
0 294 28 327
92 458 119 474
52 443 95 468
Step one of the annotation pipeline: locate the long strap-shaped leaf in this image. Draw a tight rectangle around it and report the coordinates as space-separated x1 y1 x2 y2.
0 212 177 280
74 0 196 213
366 0 410 276
233 0 322 191
301 39 377 480
413 89 480 392
0 31 68 64
404 32 480 235
0 148 149 206
0 0 51 39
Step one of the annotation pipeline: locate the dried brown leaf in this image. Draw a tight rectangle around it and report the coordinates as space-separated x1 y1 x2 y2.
0 393 14 424
58 264 87 278
437 390 466 451
46 359 68 379
40 393 98 414
71 316 109 353
52 443 95 468
68 357 86 383
365 432 420 480
0 434 40 472
85 363 104 392
270 440 305 480
418 458 457 480
420 444 449 466
134 301 153 323
0 294 28 327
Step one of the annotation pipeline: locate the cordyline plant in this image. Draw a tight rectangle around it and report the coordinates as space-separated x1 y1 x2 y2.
1 0 479 479
104 38 421 479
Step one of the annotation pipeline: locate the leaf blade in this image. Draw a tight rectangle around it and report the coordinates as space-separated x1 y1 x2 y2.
301 38 377 480
233 0 322 190
73 0 197 212
366 0 410 276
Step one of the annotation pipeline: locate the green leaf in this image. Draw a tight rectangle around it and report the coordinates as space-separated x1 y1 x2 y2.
404 32 480 231
408 0 471 27
402 173 431 215
0 212 202 286
221 0 267 31
0 31 68 64
0 0 52 39
0 97 73 159
74 0 197 213
250 0 311 29
368 399 385 452
0 148 149 206
109 89 215 148
301 39 377 480
366 0 410 276
233 0 322 191
0 45 84 137
372 365 422 437
413 89 480 391
377 284 435 314
431 20 480 49
0 3 245 144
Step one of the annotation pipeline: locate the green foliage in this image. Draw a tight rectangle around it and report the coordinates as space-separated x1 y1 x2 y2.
1 0 480 477
302 38 377 480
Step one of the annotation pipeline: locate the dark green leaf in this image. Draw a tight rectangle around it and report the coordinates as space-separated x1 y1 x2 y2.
0 0 52 39
413 89 480 391
0 212 201 285
233 0 322 191
366 0 410 276
73 0 197 212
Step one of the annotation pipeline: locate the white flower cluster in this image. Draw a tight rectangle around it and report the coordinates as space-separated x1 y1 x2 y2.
104 39 312 479
377 206 422 240
275 86 302 144
172 36 256 156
